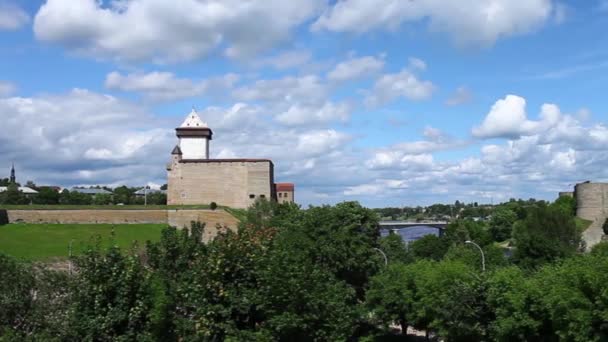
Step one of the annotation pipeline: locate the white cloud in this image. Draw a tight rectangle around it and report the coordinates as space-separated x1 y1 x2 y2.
253 50 312 70
472 94 561 139
105 71 238 101
296 129 351 156
233 75 328 105
0 88 173 186
276 102 350 126
0 2 29 30
408 57 427 71
0 81 16 97
312 0 557 47
446 86 473 106
365 63 435 106
327 55 385 82
33 0 325 63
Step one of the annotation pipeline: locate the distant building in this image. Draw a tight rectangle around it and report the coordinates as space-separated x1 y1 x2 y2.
276 183 295 204
167 110 293 209
0 186 38 196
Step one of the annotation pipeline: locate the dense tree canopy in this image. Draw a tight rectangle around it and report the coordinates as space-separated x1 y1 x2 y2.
0 196 598 341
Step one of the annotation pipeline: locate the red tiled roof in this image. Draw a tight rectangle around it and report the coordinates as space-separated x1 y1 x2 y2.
276 183 294 191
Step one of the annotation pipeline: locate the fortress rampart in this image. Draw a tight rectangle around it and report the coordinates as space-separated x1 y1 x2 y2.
4 209 239 242
575 182 608 248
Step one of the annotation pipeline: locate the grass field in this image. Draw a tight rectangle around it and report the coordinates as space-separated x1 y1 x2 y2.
0 223 166 261
0 204 212 210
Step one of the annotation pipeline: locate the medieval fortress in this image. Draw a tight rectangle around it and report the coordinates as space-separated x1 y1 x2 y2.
561 182 608 249
167 110 294 208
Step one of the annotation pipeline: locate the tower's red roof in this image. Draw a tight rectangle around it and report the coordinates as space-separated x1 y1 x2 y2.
276 183 294 191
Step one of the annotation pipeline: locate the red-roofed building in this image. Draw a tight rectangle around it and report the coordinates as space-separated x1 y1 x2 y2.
275 183 295 204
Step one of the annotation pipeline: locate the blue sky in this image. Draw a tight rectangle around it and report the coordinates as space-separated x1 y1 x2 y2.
1 0 607 207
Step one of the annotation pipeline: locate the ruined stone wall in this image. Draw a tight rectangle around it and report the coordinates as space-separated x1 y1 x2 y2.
5 209 239 242
575 182 608 249
7 210 167 224
167 160 274 208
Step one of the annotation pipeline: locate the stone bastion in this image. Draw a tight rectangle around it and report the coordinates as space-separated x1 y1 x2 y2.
575 182 608 249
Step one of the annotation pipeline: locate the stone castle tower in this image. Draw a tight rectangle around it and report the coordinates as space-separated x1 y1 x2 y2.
574 182 608 249
167 110 279 209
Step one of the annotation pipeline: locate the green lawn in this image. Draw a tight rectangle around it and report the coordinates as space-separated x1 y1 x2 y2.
0 223 166 261
0 204 211 210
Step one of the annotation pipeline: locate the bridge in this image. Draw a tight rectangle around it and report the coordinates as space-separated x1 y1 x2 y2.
379 221 449 230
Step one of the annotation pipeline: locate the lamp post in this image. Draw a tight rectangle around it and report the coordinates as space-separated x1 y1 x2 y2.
465 240 485 272
374 248 388 266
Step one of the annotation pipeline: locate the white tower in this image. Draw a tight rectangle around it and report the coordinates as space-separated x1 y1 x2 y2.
175 109 213 160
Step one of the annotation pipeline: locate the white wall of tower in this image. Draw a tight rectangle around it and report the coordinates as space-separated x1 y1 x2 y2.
180 137 209 159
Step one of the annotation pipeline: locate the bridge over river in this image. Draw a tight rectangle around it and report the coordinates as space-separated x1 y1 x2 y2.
379 221 449 243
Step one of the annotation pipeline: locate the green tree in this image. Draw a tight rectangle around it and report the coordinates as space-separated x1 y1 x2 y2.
408 234 448 261
489 207 517 242
378 233 410 264
552 195 576 217
486 266 552 341
414 260 489 341
366 263 416 334
93 193 113 205
113 186 134 204
70 241 154 341
0 183 27 205
33 187 60 205
444 243 508 271
534 253 608 341
512 204 581 268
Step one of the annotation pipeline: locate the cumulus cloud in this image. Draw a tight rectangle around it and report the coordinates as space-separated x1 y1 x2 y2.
276 102 350 126
253 50 313 70
364 58 435 106
105 71 239 102
296 129 351 156
0 89 173 186
446 86 473 106
312 0 557 47
233 75 328 104
33 0 325 63
0 2 29 30
327 55 385 82
472 94 561 139
0 81 16 97
366 127 465 169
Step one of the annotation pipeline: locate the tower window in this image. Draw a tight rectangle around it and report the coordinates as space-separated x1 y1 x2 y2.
279 193 282 198
260 195 266 199
249 194 255 199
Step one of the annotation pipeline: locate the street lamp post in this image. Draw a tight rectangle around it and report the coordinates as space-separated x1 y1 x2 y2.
465 240 485 272
373 248 388 266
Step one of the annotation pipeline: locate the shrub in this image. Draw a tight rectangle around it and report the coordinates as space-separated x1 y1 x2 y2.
210 201 218 210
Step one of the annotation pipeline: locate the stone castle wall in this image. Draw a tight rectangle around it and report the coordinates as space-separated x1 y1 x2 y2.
167 160 274 209
575 183 608 249
5 209 238 242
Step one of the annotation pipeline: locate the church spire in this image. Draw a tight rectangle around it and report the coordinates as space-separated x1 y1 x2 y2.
9 163 15 184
